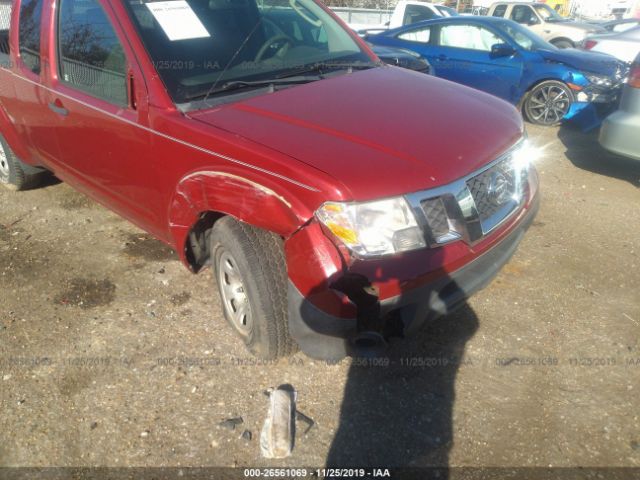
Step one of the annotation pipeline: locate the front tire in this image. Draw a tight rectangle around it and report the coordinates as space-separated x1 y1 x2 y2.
210 217 297 359
551 39 574 49
523 80 574 126
0 134 44 191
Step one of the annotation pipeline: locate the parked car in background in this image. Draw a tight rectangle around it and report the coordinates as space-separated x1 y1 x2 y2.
600 54 640 160
369 44 432 74
345 1 454 36
487 1 606 48
582 26 640 63
434 4 459 17
601 18 640 33
367 17 628 125
462 6 489 16
0 0 539 360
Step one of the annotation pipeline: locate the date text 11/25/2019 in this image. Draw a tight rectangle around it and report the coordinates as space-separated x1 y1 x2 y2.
243 468 391 478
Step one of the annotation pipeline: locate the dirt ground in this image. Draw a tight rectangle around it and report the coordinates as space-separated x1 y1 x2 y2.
0 124 639 472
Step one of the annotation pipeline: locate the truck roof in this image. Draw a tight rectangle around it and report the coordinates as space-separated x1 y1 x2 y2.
387 15 517 29
490 1 544 5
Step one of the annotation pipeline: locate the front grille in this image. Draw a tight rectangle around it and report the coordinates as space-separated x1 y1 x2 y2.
467 157 517 222
420 197 449 238
408 142 530 246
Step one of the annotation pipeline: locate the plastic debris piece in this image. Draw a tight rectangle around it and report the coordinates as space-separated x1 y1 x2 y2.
219 417 244 430
260 385 296 458
262 390 315 434
295 410 315 435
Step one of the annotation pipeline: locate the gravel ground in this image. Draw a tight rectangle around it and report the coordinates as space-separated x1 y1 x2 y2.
0 124 639 471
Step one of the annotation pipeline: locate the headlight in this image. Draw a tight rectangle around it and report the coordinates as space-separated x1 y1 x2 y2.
316 197 426 257
512 139 535 173
585 74 614 88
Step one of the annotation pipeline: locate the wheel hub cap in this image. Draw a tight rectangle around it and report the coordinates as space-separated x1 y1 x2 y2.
0 142 9 182
218 250 252 336
529 85 570 125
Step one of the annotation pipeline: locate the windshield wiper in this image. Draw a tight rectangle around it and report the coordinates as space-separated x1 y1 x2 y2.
276 61 381 79
182 61 380 102
184 76 322 101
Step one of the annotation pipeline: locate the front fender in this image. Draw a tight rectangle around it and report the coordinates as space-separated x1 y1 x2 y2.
167 168 316 266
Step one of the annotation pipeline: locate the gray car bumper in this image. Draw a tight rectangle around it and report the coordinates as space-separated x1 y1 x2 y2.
600 83 640 161
600 110 640 161
288 196 539 360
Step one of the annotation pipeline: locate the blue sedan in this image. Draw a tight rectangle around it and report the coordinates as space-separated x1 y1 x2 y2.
367 17 628 126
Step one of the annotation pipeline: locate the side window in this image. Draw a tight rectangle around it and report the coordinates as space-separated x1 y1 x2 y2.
397 26 431 43
58 0 128 105
403 5 436 26
439 24 502 52
511 5 539 25
492 5 507 18
18 0 44 74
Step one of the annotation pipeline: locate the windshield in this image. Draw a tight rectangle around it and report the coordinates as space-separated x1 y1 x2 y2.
533 4 565 22
436 5 458 16
123 0 371 105
502 20 556 51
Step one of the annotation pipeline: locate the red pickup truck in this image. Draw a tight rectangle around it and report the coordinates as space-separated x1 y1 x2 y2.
0 0 539 360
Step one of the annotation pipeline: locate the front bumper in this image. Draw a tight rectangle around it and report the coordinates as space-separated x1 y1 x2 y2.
565 75 627 130
288 194 539 360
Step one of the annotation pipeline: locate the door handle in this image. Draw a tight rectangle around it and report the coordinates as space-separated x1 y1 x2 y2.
48 100 69 116
437 54 448 61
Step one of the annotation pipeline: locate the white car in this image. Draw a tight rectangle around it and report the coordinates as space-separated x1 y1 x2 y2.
582 26 640 63
337 1 454 36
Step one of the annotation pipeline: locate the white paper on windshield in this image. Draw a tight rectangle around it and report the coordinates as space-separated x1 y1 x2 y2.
146 1 210 41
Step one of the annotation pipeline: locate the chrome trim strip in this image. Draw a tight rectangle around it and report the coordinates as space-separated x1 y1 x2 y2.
0 68 321 192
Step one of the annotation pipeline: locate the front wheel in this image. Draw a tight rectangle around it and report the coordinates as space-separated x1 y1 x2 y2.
210 217 297 359
523 80 574 126
551 39 574 49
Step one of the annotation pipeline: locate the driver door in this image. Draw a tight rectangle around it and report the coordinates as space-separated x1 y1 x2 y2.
47 0 162 235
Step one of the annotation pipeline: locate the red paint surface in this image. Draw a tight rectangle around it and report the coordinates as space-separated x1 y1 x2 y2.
0 0 534 320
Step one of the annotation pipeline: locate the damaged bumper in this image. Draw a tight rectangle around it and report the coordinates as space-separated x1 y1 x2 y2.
564 74 627 130
576 85 622 105
287 194 540 360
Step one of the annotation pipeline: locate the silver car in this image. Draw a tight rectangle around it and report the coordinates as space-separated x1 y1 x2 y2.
583 26 640 64
600 55 640 161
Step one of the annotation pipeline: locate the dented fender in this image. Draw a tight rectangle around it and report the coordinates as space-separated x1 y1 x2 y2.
167 168 316 266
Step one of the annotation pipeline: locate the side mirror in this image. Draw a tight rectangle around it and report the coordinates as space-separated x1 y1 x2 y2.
490 43 516 58
528 17 540 25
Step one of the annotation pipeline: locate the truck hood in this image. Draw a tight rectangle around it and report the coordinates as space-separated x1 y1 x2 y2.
537 48 622 76
188 67 523 201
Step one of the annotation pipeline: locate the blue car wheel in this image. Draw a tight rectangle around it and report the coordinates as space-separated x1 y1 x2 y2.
524 80 574 126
